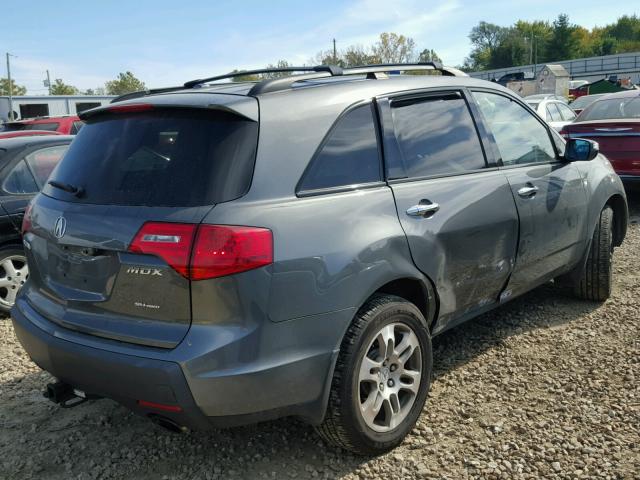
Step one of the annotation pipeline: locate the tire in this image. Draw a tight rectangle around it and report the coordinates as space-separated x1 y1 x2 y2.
0 246 28 314
315 294 432 455
574 206 614 302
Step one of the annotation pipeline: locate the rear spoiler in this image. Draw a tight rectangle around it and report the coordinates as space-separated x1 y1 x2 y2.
79 93 259 122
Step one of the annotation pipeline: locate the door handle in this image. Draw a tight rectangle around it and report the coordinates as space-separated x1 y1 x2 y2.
517 185 539 198
406 202 440 217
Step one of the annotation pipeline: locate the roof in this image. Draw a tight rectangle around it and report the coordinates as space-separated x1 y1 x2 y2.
102 73 504 106
542 64 569 77
0 135 74 151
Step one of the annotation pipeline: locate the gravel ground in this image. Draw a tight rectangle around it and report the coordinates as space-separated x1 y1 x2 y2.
1 188 638 480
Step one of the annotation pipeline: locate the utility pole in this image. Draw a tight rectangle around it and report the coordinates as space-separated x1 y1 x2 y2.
6 52 15 121
332 38 337 64
46 69 51 95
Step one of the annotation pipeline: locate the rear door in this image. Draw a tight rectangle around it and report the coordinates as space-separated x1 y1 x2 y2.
378 90 519 328
22 104 259 348
470 90 589 298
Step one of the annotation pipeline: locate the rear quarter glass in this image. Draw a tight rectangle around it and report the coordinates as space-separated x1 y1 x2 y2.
43 109 259 207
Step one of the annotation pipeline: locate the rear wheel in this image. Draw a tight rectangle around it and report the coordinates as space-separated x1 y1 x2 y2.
0 247 28 313
571 206 614 302
316 294 432 455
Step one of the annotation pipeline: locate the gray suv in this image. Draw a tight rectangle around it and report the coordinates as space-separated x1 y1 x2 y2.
12 63 628 455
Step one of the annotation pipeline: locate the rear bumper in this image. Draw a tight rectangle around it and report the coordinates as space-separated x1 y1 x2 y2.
11 298 352 428
12 302 209 429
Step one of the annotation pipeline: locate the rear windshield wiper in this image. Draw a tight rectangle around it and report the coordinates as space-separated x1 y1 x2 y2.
48 180 84 197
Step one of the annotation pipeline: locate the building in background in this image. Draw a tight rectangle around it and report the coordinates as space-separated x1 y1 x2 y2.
0 95 115 122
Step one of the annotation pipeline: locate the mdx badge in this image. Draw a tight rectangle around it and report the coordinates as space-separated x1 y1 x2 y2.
53 216 67 239
127 267 163 276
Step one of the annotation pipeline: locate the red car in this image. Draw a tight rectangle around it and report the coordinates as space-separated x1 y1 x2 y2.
3 115 84 135
561 90 640 181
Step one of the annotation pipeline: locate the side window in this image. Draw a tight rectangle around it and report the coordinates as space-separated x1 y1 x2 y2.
24 145 69 187
546 103 563 122
558 103 576 121
71 121 84 134
473 91 556 166
390 93 486 178
298 104 380 192
3 160 39 194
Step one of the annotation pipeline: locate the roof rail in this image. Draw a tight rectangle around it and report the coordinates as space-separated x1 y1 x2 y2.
183 65 343 89
248 62 467 96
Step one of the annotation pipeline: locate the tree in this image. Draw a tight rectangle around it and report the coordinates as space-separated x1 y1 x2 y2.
465 22 508 70
261 60 292 79
105 72 146 95
229 69 260 81
343 45 378 66
371 32 416 63
50 79 79 95
0 78 27 96
547 14 579 61
418 49 442 63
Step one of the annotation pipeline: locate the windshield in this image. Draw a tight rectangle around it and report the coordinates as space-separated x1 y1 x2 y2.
571 96 601 109
44 109 258 207
579 96 640 121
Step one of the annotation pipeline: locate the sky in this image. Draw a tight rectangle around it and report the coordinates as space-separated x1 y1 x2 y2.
3 0 638 94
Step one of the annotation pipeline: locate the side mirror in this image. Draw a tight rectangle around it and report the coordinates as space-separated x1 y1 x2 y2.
565 138 599 161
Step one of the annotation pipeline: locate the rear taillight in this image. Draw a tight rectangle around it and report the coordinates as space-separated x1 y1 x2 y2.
191 225 273 280
21 203 33 235
129 223 197 277
128 222 273 280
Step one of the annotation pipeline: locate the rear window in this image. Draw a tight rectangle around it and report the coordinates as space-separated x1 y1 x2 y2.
579 96 640 121
44 109 258 207
24 123 59 131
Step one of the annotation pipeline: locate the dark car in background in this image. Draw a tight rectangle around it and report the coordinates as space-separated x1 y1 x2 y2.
561 90 640 181
0 136 72 312
569 93 607 115
3 116 84 135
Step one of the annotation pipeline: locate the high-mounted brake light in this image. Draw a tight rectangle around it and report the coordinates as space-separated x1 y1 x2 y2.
21 203 33 235
106 103 154 114
128 223 273 280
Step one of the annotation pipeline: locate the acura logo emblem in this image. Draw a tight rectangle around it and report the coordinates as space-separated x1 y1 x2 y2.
53 216 67 239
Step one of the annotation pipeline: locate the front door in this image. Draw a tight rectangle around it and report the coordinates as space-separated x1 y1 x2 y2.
470 90 589 297
378 90 520 328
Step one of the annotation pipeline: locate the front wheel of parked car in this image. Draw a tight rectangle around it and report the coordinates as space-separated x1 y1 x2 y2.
0 247 28 314
573 206 614 302
316 294 432 455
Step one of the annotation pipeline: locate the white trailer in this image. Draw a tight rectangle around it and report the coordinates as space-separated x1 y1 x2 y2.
0 95 115 122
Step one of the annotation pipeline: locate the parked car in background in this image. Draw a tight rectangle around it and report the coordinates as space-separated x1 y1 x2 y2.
561 90 640 182
569 93 607 115
526 98 577 131
0 135 72 312
3 115 84 135
524 93 568 103
495 71 534 85
12 64 628 455
0 130 64 140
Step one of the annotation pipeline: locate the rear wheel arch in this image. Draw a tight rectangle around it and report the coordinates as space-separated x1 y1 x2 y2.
359 276 438 331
